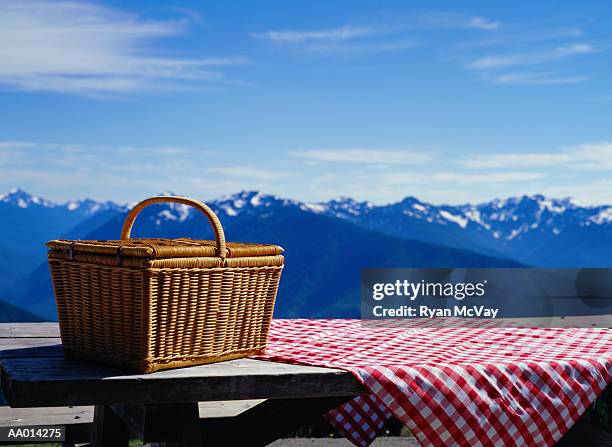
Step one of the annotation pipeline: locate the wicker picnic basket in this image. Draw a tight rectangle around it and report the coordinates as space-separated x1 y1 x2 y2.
46 196 284 373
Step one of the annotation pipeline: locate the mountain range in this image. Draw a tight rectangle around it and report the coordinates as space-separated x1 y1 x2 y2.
1 188 612 321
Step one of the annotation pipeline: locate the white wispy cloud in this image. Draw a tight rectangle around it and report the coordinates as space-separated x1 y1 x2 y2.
207 165 296 180
385 171 545 185
289 149 433 165
465 39 598 86
467 17 501 31
7 139 611 206
458 27 583 49
0 140 217 175
462 152 570 168
306 38 420 54
251 13 499 54
252 14 500 45
409 13 500 31
571 143 612 170
432 172 544 183
0 140 224 201
493 71 590 85
461 142 612 170
533 178 612 206
251 24 415 54
0 140 215 157
468 43 596 69
251 26 378 43
0 1 246 96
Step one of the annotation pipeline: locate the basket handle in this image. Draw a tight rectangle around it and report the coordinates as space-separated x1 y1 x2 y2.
120 196 227 259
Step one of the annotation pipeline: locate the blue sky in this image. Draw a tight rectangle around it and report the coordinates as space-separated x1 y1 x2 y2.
0 0 611 205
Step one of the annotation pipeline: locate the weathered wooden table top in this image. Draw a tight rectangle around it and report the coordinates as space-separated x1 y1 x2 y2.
0 323 364 408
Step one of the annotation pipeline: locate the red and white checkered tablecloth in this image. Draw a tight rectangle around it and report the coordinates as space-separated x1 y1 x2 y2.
256 319 612 447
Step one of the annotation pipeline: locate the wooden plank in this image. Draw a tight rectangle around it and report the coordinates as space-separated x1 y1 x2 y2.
1 357 365 407
0 338 62 359
0 323 60 338
198 399 264 418
0 405 91 426
0 400 264 426
0 406 92 445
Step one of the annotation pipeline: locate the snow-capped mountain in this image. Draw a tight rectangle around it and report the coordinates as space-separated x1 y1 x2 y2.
311 194 612 266
127 189 612 266
4 187 612 321
144 191 300 225
4 187 612 243
453 195 585 240
64 198 125 215
211 191 300 219
316 197 375 220
0 188 55 208
4 186 612 278
152 191 374 223
312 194 593 241
0 187 125 215
0 188 128 282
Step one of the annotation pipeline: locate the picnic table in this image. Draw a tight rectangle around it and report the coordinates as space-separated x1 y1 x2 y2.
0 322 610 447
0 323 364 446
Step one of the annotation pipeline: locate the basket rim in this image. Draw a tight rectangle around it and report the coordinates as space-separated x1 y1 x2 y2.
46 237 284 259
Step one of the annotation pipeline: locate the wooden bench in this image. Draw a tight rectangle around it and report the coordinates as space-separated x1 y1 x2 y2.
0 400 267 446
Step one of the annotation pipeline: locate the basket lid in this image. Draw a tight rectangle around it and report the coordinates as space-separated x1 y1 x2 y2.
46 196 283 260
46 238 283 259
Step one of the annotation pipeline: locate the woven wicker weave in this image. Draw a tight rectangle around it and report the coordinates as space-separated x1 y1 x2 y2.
47 196 284 373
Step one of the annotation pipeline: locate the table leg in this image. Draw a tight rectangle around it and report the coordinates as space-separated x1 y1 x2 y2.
91 405 129 447
111 402 202 447
556 418 612 446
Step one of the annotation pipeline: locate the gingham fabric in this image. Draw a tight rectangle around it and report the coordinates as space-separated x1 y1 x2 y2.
257 319 612 447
